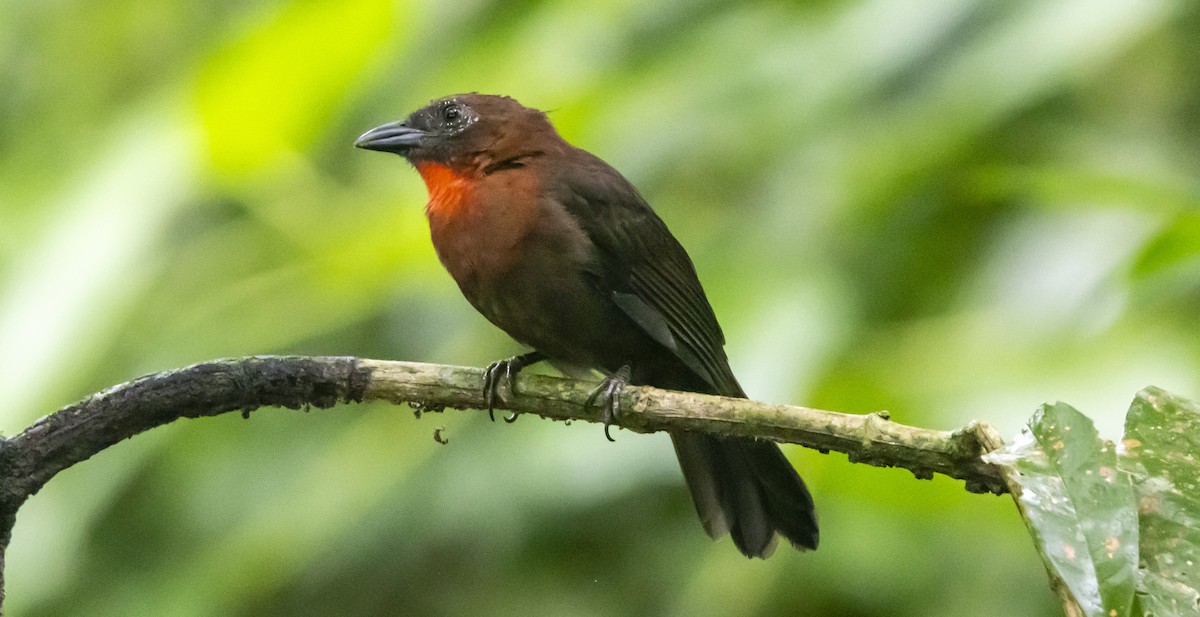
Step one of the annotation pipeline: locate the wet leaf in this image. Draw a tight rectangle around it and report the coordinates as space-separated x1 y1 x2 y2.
986 402 1138 617
1121 387 1200 617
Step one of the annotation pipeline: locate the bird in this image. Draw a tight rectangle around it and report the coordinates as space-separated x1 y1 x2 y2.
355 93 818 557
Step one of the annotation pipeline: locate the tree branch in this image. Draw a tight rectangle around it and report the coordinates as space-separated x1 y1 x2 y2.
0 355 1007 613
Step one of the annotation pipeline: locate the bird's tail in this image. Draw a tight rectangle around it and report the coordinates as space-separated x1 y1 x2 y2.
670 431 819 557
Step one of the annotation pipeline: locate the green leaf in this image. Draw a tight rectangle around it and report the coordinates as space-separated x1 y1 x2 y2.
986 402 1138 617
1121 387 1200 617
1129 213 1200 281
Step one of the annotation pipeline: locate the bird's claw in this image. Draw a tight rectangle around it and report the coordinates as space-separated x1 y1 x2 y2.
585 365 630 442
482 352 546 422
482 361 504 421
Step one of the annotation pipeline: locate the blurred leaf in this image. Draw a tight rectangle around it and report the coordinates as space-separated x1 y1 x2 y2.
195 0 395 177
1121 387 1200 617
967 165 1200 215
987 402 1138 617
1130 212 1200 280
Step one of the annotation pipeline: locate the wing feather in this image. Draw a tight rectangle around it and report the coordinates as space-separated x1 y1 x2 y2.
553 150 743 397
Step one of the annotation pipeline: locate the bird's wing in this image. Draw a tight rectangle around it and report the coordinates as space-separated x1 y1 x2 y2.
553 150 744 397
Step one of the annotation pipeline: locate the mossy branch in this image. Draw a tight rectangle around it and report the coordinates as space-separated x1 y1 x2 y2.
0 355 1008 614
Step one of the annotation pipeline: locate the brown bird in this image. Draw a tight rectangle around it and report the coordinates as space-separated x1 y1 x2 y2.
355 93 817 557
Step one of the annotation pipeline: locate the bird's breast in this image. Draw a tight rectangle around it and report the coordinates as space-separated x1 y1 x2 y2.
422 165 549 304
416 162 473 220
420 169 619 364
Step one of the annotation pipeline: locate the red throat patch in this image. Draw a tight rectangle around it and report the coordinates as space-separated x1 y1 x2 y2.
415 162 472 220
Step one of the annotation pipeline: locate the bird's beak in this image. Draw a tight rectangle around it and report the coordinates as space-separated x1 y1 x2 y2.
354 120 428 154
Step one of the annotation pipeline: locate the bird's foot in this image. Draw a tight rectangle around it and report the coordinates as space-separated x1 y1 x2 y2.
585 365 631 442
483 351 547 422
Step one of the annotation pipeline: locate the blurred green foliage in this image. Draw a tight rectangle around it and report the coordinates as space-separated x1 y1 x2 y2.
3 0 1199 615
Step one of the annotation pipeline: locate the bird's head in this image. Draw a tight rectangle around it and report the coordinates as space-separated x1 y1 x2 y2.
355 94 561 172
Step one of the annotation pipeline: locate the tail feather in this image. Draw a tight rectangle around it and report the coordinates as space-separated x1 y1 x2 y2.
671 431 818 558
739 438 819 551
671 432 730 538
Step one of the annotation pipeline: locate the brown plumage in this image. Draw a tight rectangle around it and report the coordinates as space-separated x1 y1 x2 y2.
356 93 818 557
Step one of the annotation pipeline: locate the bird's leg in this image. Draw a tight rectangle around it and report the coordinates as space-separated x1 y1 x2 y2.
585 364 631 442
482 351 547 422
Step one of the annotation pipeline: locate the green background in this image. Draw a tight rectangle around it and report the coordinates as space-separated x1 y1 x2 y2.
3 0 1199 615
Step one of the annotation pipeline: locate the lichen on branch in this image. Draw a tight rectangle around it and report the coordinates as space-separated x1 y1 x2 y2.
0 355 1007 614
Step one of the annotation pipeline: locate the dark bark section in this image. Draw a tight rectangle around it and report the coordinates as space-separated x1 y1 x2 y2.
0 355 374 613
0 356 369 511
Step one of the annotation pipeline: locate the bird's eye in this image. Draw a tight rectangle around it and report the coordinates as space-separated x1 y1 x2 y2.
443 105 461 123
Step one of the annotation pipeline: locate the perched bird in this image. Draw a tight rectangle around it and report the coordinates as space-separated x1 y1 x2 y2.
355 94 818 557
